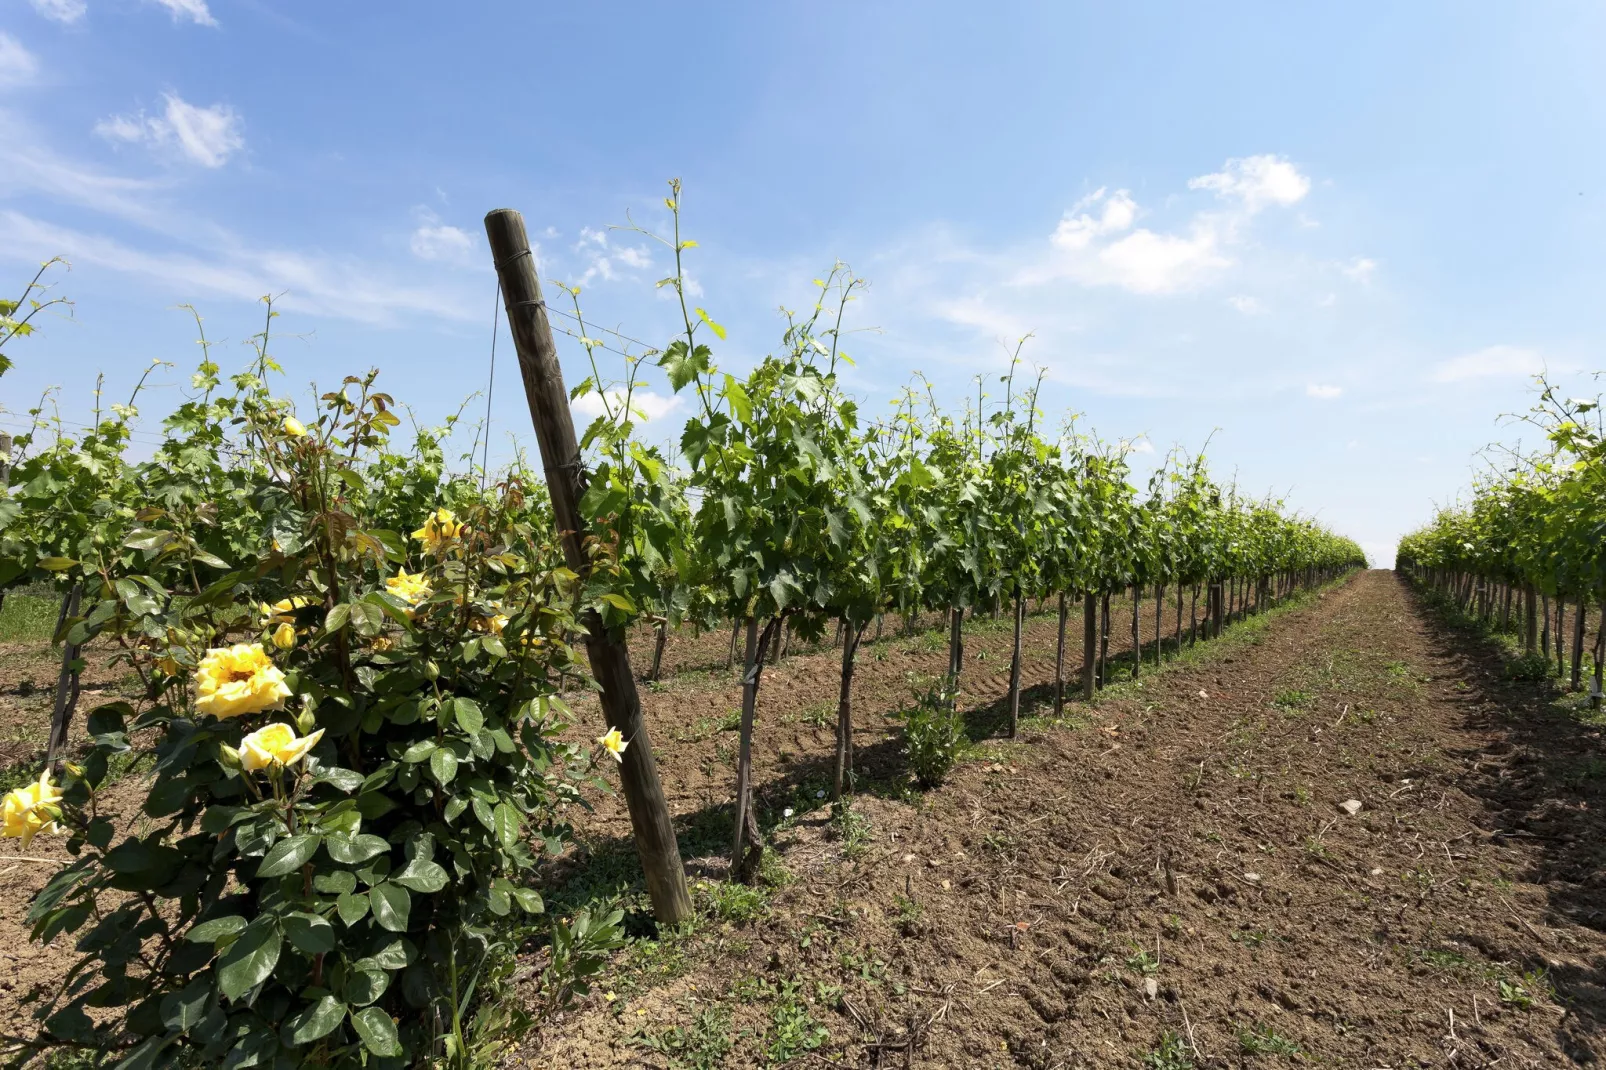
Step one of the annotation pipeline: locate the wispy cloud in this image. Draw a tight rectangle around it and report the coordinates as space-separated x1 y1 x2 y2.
1227 294 1264 315
572 389 682 424
1187 154 1310 210
409 208 474 264
1 209 482 325
149 0 217 26
1306 383 1342 399
95 93 243 168
1430 344 1547 383
27 0 85 23
0 34 40 88
1018 155 1311 295
1339 256 1376 283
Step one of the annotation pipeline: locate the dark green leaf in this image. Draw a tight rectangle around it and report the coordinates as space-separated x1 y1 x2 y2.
217 919 282 1000
326 833 388 864
187 916 248 943
350 1006 402 1057
370 882 410 932
282 995 345 1047
256 834 320 878
283 911 335 954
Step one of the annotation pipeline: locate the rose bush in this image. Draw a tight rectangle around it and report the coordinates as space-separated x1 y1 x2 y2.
0 309 615 1068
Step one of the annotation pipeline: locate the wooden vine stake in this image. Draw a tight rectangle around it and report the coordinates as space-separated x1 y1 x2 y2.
484 208 693 925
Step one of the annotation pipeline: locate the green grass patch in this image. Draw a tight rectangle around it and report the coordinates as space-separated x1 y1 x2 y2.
0 587 60 644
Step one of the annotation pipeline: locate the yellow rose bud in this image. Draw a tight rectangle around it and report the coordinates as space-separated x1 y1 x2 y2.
282 416 307 437
194 644 292 720
295 709 317 736
239 723 325 773
423 660 440 681
218 744 243 770
272 622 296 651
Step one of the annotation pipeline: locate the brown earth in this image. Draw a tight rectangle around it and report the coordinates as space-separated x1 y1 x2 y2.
6 573 1606 1068
521 572 1606 1069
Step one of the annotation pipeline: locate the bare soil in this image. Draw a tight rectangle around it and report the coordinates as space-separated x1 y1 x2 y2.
523 572 1606 1068
6 574 1606 1068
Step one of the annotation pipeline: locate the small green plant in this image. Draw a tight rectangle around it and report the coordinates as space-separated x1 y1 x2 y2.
827 799 871 860
1504 652 1553 682
1416 947 1468 971
799 700 834 728
899 678 965 787
1231 928 1269 949
1143 1030 1195 1070
763 979 828 1064
542 908 628 1013
892 892 924 936
1272 688 1312 711
695 879 770 924
1498 968 1553 1009
1125 941 1159 976
634 1004 735 1070
1238 1022 1302 1056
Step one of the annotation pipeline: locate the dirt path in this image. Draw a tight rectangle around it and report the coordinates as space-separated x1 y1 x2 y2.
530 571 1606 1069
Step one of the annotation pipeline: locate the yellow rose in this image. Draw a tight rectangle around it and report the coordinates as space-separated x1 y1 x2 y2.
2 771 63 849
271 622 296 651
239 722 325 773
411 508 465 555
195 643 292 719
385 569 432 608
468 601 509 636
282 416 307 437
259 596 312 626
597 727 629 763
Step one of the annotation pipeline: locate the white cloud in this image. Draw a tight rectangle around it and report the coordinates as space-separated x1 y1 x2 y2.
614 245 652 269
1050 188 1138 250
150 0 217 26
1188 154 1310 211
572 389 682 424
1023 158 1308 296
1040 186 1225 294
1124 438 1155 454
95 93 243 168
1092 223 1227 294
572 229 653 286
28 0 86 23
1430 345 1546 383
1306 383 1343 399
411 224 472 262
1227 294 1263 315
1340 256 1376 283
409 209 474 264
0 34 40 88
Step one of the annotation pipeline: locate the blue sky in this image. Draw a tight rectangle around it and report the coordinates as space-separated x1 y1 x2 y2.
3 2 1605 566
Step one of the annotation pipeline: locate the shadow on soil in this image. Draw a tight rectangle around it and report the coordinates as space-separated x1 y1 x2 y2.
1399 573 1606 1059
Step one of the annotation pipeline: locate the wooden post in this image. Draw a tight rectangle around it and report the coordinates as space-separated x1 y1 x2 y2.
1082 590 1097 700
1572 596 1588 691
0 431 12 484
1007 594 1023 737
45 584 83 768
484 208 693 925
1053 592 1068 715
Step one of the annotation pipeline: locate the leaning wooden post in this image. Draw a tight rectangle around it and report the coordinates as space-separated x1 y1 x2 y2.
45 583 83 768
484 209 693 925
